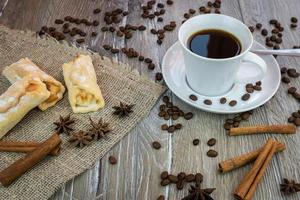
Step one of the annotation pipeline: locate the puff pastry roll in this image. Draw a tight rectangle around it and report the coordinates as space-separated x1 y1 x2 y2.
2 58 65 111
0 76 50 139
62 54 105 113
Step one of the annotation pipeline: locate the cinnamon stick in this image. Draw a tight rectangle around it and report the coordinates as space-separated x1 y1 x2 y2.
218 142 285 173
0 141 60 156
233 139 277 200
228 124 296 136
0 133 61 187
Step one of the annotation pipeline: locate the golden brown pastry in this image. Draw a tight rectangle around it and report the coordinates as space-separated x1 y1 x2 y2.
0 76 50 139
62 54 105 113
2 58 65 111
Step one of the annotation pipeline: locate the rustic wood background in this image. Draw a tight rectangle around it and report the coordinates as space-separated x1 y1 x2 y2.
0 0 300 199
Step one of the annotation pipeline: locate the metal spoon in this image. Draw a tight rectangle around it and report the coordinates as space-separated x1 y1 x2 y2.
251 49 300 56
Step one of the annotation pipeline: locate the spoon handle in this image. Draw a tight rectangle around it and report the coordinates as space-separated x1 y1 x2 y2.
251 49 300 57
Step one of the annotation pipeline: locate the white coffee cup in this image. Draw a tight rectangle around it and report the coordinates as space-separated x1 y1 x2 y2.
178 14 267 96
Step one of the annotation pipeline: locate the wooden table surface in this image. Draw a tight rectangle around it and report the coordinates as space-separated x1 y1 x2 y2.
1 0 300 199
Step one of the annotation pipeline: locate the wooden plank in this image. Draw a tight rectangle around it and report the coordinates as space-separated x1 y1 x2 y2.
239 0 300 199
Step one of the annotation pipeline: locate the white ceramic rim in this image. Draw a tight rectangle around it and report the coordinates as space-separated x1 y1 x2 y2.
162 41 281 114
178 14 254 62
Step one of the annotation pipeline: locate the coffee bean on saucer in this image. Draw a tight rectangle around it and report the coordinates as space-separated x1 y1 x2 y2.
246 87 254 93
292 112 300 118
220 97 227 104
184 112 193 120
256 81 262 86
207 150 218 157
288 87 297 94
246 83 254 88
256 23 262 29
152 141 161 149
161 124 169 130
253 85 262 91
229 100 237 107
204 99 212 105
241 93 250 101
199 6 206 12
193 139 200 146
207 138 216 146
261 29 268 36
282 76 290 83
93 8 101 14
54 19 64 24
189 94 198 101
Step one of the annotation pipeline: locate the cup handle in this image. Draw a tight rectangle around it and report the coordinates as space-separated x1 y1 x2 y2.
235 52 267 83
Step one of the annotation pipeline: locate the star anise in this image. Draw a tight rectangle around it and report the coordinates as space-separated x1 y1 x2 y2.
68 130 92 148
112 102 134 117
53 114 75 135
182 184 215 200
280 178 300 194
89 117 112 140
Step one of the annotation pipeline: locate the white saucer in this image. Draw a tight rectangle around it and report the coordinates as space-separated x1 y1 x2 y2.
162 41 281 114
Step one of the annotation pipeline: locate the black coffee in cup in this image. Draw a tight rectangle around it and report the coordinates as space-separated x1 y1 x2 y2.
188 29 241 59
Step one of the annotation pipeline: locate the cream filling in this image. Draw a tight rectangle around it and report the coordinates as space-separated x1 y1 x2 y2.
75 89 98 107
44 82 60 104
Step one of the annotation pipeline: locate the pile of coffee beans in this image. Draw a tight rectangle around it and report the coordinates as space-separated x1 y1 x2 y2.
103 8 127 25
281 67 300 84
288 110 300 126
150 21 177 45
223 111 253 130
158 96 194 133
141 0 167 21
290 17 298 29
102 23 147 40
160 171 203 190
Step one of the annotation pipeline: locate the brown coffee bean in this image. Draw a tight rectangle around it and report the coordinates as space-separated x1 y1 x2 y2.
174 123 182 129
76 38 85 44
103 44 111 50
185 174 195 182
241 112 250 120
184 112 193 120
204 99 212 105
256 23 262 29
291 17 298 23
166 0 174 5
294 118 300 126
63 28 70 34
163 96 169 103
288 116 295 123
207 150 218 157
166 102 173 108
92 20 99 26
177 172 186 180
138 55 145 61
220 97 227 104
207 138 216 146
193 139 200 146
269 19 277 24
248 26 255 33
176 180 184 190
116 31 124 37
109 156 117 164
195 173 203 184
293 92 300 100
157 3 164 8
91 32 98 37
215 9 221 14
148 63 155 70
156 72 163 81
256 81 262 86
253 85 262 91
189 9 196 14
288 87 297 94
161 124 168 130
138 25 146 31
266 41 274 47
189 95 197 101
233 121 240 127
167 125 175 133
168 175 178 183
157 39 163 45
157 195 165 200
125 32 133 39
233 116 242 122
161 179 170 186
226 119 234 124
111 48 120 54
224 123 231 130
183 13 190 19
164 114 170 120
246 87 254 93
246 83 254 88
291 23 297 28
229 100 237 107
54 19 64 24
292 112 300 118
157 17 163 22
241 93 251 101
282 76 290 83
93 8 101 14
161 171 169 179
172 114 179 120
199 6 206 12
261 29 268 36
152 141 161 149
281 67 287 74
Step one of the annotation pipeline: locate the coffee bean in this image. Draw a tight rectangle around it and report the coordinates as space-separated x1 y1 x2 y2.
256 23 262 29
292 112 300 118
101 27 109 32
189 9 196 14
93 8 101 14
189 95 198 101
253 85 262 91
166 102 173 108
157 17 163 22
184 13 190 19
233 121 240 127
111 48 120 54
288 116 295 123
229 100 237 107
155 72 163 81
241 112 250 120
148 63 155 70
226 119 234 124
204 99 212 105
63 28 70 34
266 41 274 47
195 173 203 184
215 9 221 14
207 138 216 146
275 37 282 44
76 38 85 44
161 171 169 179
207 1 213 7
157 39 163 45
138 56 145 61
288 87 297 94
161 179 170 186
199 6 206 12
157 195 165 200
294 118 300 126
261 29 268 36
207 150 218 157
177 172 186 180
152 141 161 149
269 19 277 24
291 17 298 23
161 124 168 130
157 3 164 8
248 26 255 33
220 97 227 104
291 23 297 28
185 174 195 182
167 126 175 133
168 175 178 183
292 92 300 100
103 44 111 50
54 19 64 24
164 114 170 120
233 116 242 122
223 123 232 130
287 68 299 78
123 11 129 16
282 76 290 83
241 93 251 101
256 81 262 86
174 123 182 129
184 112 193 120
145 58 152 63
281 67 287 74
138 25 146 31
109 156 117 164
193 139 200 146
166 0 173 5
176 181 184 190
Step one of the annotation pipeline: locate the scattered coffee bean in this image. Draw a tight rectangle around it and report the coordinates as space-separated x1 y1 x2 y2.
193 139 200 146
161 179 170 186
241 112 250 120
111 48 120 54
148 63 155 70
189 9 196 14
76 38 85 44
207 138 216 146
220 97 227 104
282 76 290 84
161 124 168 130
241 93 251 101
184 112 193 120
103 44 112 50
168 175 178 183
229 100 237 107
248 26 255 33
157 195 165 200
91 32 98 37
152 141 161 149
176 181 184 190
174 123 182 130
207 150 218 157
161 171 169 179
177 172 186 180
204 99 212 105
246 87 254 93
288 87 297 94
155 72 163 81
281 67 287 74
93 20 99 26
256 23 262 29
109 156 117 164
287 68 299 78
291 23 297 28
185 174 195 182
261 29 268 36
166 0 174 5
167 126 175 133
93 8 101 14
294 118 300 126
291 17 298 23
288 116 295 123
253 85 262 91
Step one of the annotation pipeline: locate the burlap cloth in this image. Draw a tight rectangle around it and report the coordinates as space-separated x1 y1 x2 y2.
0 25 165 200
